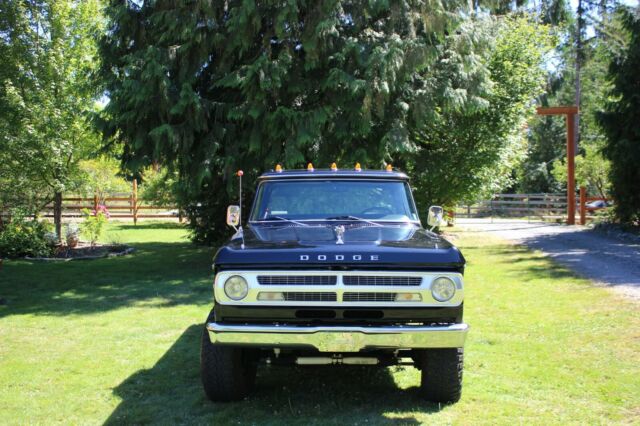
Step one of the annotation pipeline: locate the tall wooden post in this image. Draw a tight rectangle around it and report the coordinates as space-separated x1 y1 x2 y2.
566 113 576 224
93 194 98 214
579 186 587 225
536 106 579 225
132 178 138 226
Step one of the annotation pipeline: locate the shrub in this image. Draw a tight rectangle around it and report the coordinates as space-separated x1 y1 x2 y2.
81 206 109 247
0 210 54 258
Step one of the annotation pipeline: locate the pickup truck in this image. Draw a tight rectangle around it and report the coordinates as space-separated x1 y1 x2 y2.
201 166 468 403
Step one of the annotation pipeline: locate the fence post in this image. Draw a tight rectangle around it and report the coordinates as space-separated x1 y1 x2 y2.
579 186 586 226
93 194 98 213
54 192 63 241
132 179 138 226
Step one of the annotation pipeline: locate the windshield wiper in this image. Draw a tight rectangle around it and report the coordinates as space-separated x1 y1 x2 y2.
324 215 384 227
259 216 311 227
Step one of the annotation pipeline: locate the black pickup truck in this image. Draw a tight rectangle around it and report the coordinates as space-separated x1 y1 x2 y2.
201 167 468 403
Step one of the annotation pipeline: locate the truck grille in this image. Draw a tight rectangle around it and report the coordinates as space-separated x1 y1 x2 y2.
343 292 397 302
258 275 337 286
343 276 422 286
283 292 337 302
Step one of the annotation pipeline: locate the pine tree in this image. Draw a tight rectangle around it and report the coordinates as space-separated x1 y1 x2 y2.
598 7 640 224
99 0 466 242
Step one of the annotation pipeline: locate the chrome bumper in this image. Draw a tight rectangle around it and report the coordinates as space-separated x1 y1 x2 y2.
206 322 468 352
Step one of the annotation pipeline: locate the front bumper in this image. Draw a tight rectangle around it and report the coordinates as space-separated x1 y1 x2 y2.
206 322 469 352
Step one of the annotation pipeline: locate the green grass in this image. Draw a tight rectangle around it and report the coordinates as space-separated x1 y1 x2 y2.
1 222 638 425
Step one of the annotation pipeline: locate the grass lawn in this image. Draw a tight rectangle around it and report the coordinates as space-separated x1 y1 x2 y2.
1 222 638 424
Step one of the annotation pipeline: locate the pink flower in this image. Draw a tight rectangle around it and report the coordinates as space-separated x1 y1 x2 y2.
94 205 111 219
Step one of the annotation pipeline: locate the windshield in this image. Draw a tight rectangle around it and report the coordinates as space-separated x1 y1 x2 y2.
250 180 419 222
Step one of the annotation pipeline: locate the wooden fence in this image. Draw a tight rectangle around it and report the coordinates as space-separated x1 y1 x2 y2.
41 180 181 225
455 187 608 225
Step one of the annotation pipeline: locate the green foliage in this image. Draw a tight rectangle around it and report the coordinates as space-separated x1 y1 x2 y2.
99 0 470 242
514 0 624 195
0 210 53 258
0 0 104 214
101 2 554 240
551 144 610 198
76 157 131 201
81 207 109 247
598 8 640 224
406 17 553 209
140 168 179 207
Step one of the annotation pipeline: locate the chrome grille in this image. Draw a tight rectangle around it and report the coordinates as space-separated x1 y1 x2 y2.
258 275 337 286
283 292 337 302
343 292 397 302
343 276 422 286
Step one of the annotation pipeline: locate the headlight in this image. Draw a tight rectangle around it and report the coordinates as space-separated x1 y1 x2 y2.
431 277 456 302
224 275 248 300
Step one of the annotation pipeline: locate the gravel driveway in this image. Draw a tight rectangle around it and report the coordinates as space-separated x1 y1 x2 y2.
457 218 640 300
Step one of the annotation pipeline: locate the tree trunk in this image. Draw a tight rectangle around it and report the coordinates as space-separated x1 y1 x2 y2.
574 0 583 155
54 192 62 242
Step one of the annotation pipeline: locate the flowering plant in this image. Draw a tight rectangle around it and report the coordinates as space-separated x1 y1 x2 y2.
81 205 109 247
92 205 111 219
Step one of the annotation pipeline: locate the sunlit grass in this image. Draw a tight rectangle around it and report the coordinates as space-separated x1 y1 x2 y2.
0 223 638 424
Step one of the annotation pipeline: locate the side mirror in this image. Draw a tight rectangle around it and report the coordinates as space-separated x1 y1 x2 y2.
427 205 444 228
226 205 240 227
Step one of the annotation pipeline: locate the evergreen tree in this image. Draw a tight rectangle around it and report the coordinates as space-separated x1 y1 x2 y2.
100 2 552 240
99 0 468 242
597 7 640 224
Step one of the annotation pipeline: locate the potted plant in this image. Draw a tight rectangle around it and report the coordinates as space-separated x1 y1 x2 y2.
65 223 80 248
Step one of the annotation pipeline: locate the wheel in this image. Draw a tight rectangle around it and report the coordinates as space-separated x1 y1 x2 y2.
200 313 257 402
415 348 463 403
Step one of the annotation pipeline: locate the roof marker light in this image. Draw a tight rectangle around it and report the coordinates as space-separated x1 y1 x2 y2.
307 163 314 171
330 162 338 171
275 164 283 173
355 162 361 172
386 164 393 172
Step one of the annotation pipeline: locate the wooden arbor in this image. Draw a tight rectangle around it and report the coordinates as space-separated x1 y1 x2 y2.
536 106 579 225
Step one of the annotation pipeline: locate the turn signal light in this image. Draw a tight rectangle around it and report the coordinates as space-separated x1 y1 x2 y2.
395 293 422 302
307 163 314 171
257 292 285 301
355 162 362 172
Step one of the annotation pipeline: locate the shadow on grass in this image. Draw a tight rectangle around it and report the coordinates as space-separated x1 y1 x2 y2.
0 241 212 318
105 325 438 425
113 222 186 231
463 243 577 282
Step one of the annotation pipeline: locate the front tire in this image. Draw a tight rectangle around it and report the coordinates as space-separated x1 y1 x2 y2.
416 348 463 403
200 317 257 402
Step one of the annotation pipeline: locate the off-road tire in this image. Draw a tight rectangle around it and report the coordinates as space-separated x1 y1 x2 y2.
200 315 257 402
416 348 463 403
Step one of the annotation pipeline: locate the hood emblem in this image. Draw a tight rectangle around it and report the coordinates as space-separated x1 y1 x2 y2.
334 225 345 245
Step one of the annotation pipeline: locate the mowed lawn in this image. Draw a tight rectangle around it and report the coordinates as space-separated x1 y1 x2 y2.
1 222 638 425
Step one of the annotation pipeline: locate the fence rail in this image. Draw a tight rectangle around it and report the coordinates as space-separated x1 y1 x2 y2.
456 188 608 224
37 179 181 225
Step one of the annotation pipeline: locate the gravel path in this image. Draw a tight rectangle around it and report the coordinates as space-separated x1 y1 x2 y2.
457 218 640 300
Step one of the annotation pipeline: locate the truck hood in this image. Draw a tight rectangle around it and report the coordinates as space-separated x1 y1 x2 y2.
214 223 465 270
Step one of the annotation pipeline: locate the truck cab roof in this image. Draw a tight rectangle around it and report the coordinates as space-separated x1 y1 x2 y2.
258 169 409 181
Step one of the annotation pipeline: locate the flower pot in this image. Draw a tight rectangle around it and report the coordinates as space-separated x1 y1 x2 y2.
67 235 79 248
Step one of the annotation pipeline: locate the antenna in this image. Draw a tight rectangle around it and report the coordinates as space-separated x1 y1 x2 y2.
237 170 243 225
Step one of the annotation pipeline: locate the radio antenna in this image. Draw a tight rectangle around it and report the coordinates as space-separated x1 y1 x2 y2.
237 170 243 224
237 170 245 249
